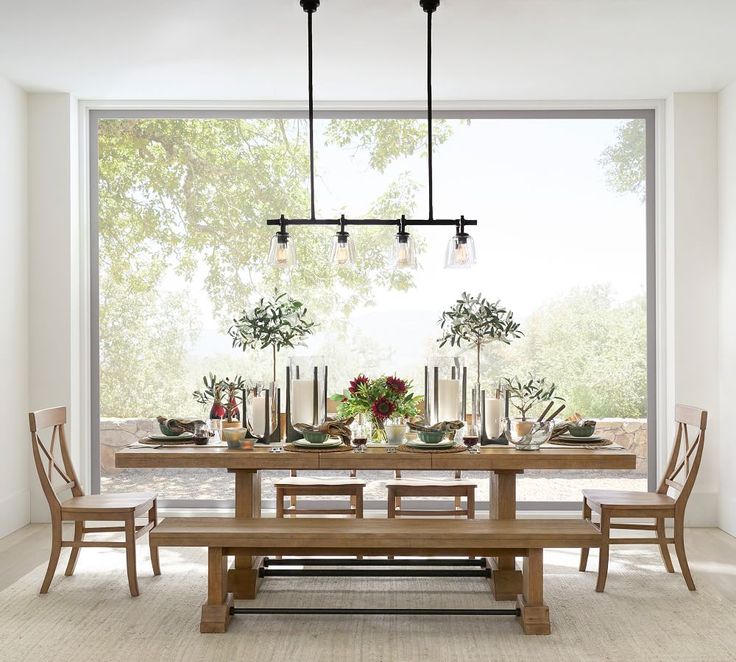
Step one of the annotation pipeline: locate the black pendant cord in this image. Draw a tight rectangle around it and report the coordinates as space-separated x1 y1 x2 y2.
426 7 434 221
307 9 316 221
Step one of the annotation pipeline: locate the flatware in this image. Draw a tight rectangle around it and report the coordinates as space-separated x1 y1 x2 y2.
537 402 554 422
544 404 566 422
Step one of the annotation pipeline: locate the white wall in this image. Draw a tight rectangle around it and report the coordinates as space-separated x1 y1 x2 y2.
0 76 29 538
27 93 80 523
718 82 736 536
665 93 720 526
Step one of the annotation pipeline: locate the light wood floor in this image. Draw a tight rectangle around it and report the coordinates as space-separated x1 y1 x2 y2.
2 521 735 596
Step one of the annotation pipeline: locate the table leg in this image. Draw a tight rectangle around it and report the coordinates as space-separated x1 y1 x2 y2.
227 469 263 600
488 470 523 601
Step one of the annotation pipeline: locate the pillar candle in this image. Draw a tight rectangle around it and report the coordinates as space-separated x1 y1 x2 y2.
484 396 502 438
437 379 461 422
251 395 267 437
291 379 316 425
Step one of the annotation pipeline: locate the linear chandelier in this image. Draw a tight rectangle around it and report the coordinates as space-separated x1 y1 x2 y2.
266 0 477 270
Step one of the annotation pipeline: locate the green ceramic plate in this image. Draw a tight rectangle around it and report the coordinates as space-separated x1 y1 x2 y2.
293 438 342 448
406 439 456 450
149 432 194 441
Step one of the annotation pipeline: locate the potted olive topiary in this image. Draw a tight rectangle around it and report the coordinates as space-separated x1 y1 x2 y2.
228 292 316 386
437 292 522 428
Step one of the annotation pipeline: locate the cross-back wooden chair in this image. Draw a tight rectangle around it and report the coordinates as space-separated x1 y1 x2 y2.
579 404 707 592
30 406 160 596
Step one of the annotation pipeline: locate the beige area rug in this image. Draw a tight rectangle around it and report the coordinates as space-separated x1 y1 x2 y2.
1 544 735 662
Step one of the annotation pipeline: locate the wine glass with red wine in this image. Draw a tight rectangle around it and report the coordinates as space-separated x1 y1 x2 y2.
463 423 480 453
352 436 367 453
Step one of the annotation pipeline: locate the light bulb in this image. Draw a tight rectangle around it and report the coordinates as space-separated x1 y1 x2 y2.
275 243 290 265
334 243 350 265
453 242 469 265
397 244 410 265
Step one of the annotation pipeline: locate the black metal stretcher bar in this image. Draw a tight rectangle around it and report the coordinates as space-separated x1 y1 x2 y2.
231 607 521 617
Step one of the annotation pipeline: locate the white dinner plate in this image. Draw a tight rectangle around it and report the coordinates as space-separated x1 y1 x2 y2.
405 439 457 450
293 438 343 449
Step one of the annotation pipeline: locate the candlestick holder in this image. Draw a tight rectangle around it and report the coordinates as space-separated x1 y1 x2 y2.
424 356 467 425
285 357 328 442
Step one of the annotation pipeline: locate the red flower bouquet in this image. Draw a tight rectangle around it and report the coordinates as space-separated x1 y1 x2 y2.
331 374 423 441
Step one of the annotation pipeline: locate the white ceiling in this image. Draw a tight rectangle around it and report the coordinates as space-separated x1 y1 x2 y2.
1 0 735 101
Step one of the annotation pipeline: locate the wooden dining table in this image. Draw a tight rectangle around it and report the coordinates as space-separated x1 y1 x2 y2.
115 444 636 601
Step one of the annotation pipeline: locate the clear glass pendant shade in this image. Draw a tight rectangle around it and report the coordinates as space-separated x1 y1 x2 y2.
392 233 417 269
267 233 297 268
444 232 476 269
330 232 356 266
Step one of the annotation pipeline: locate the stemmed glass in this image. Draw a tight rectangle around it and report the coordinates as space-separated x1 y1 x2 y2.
351 415 369 453
463 423 480 454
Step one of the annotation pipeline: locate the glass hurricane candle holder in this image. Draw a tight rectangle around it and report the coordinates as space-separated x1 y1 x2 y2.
286 356 328 441
246 385 280 442
424 356 466 425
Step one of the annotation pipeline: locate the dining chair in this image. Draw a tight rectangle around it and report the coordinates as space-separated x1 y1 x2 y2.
274 469 366 559
275 469 365 518
30 406 160 596
579 404 707 592
387 470 476 518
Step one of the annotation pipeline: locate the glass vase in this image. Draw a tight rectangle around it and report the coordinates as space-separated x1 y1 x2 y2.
370 415 387 443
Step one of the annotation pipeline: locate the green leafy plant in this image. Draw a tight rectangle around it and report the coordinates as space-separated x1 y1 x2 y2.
503 375 564 421
438 292 523 385
228 292 316 383
193 373 247 421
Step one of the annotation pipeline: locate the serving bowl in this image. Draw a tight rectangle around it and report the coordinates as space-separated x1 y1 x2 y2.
302 431 330 444
417 430 446 444
566 421 597 437
505 419 554 451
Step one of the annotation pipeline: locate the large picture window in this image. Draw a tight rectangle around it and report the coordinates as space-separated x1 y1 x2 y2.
92 110 654 508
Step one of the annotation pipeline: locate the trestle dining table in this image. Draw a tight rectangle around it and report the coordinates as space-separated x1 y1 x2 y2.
115 444 636 601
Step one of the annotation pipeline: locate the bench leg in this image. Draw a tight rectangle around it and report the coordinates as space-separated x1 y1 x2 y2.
201 547 233 634
516 548 550 635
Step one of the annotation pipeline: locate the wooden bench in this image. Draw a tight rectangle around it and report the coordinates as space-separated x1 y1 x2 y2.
151 517 600 635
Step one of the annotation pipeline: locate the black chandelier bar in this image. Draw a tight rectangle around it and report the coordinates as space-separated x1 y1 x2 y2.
267 215 477 230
